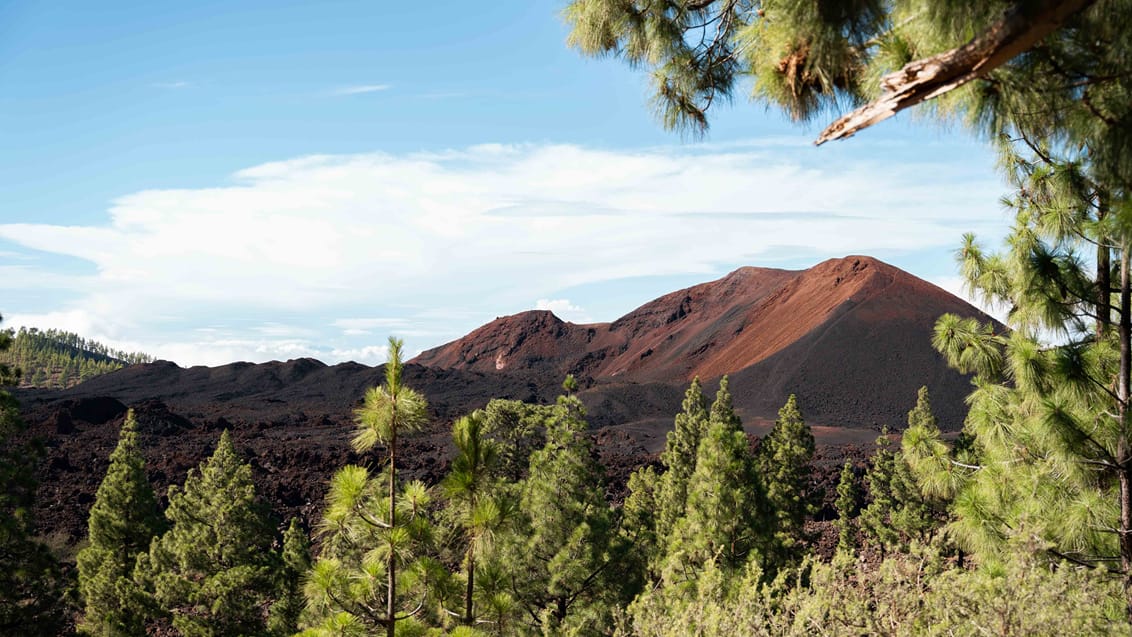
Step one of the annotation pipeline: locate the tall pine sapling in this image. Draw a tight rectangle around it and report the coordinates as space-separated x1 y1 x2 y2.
77 409 165 637
619 377 710 588
441 410 508 627
268 518 310 637
663 377 765 580
138 430 279 637
655 377 710 543
861 390 945 556
834 461 859 556
505 390 620 633
860 430 900 555
302 336 433 636
757 394 816 570
355 337 429 636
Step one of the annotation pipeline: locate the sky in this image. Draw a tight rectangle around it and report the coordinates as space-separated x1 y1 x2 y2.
0 1 1013 367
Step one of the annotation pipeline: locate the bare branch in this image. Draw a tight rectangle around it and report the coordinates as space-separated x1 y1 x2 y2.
816 0 1097 145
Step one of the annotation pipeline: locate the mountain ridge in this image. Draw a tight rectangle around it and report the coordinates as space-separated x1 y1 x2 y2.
412 255 988 427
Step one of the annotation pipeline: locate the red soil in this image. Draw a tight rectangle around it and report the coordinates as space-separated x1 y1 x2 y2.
414 256 991 428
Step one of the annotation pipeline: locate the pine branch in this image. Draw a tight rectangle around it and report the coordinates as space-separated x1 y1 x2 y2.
1047 547 1124 574
816 0 1097 145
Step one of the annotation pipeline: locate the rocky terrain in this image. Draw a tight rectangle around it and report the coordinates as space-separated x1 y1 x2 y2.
14 255 996 545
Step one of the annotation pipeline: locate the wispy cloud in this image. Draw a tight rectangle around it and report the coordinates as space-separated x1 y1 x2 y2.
332 317 409 336
334 84 391 96
152 81 191 89
332 317 408 330
0 140 1004 366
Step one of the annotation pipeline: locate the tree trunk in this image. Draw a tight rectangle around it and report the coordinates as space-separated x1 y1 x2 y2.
387 401 398 637
1098 195 1112 340
1099 241 1111 340
1118 241 1132 613
464 551 475 625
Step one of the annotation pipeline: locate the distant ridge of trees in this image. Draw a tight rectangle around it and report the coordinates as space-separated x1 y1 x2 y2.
0 327 153 389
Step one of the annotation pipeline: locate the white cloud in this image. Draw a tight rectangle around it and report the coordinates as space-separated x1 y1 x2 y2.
0 140 1006 366
334 84 391 95
535 299 591 323
152 81 191 89
255 322 318 338
5 309 101 340
0 265 93 290
331 317 409 333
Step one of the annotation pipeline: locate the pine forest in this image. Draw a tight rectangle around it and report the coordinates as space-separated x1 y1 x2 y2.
5 1 1132 635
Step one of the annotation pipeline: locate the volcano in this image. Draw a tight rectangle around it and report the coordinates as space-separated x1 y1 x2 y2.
14 255 993 542
413 255 988 429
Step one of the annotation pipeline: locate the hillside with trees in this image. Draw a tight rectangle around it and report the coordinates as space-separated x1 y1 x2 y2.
0 327 153 389
29 341 1132 635
6 0 1132 633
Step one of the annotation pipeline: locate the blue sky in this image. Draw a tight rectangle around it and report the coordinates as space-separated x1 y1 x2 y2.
0 1 1011 366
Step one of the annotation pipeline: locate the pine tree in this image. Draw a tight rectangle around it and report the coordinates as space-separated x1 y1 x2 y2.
302 337 433 636
834 461 858 555
478 398 550 482
352 336 431 633
0 319 20 386
505 391 620 633
138 430 279 637
617 463 660 598
862 390 946 555
889 388 942 544
859 430 900 554
757 394 816 569
655 377 710 542
618 377 710 589
268 518 310 637
77 409 165 637
903 147 1132 604
441 410 509 627
906 386 938 433
0 399 67 636
663 377 764 579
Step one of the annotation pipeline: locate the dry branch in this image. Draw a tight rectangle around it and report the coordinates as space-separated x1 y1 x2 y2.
815 0 1096 145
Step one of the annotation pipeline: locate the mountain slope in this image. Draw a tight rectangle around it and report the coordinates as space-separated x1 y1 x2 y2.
414 255 993 427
